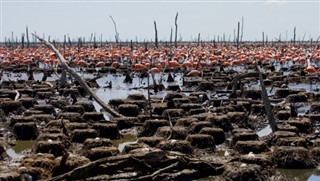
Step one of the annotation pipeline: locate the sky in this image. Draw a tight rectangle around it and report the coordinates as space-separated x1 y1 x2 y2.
0 0 319 42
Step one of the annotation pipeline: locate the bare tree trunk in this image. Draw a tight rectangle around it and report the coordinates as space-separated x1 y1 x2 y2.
262 32 265 46
236 22 240 49
100 34 103 46
89 33 93 43
68 36 72 47
21 33 25 49
174 12 178 48
93 34 97 48
256 65 278 132
197 33 200 47
266 35 268 44
293 27 296 44
170 27 173 49
147 74 152 118
63 35 66 56
154 21 158 48
110 15 119 44
240 16 244 42
26 26 30 48
278 33 281 42
302 32 306 42
11 32 14 44
34 35 124 118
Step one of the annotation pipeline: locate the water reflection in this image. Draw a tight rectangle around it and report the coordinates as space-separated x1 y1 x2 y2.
278 169 320 181
6 140 35 159
111 134 137 152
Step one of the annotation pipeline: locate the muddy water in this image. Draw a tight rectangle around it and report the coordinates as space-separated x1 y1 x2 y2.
278 169 320 181
111 134 137 152
6 140 35 159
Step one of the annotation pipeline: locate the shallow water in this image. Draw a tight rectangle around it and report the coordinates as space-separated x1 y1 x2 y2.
6 140 35 159
257 125 272 137
110 134 137 152
278 168 320 181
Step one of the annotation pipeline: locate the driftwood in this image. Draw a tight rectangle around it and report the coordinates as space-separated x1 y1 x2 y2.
256 65 278 132
34 35 124 118
49 150 224 181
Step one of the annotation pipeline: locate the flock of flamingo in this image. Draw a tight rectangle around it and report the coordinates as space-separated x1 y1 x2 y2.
1 43 320 76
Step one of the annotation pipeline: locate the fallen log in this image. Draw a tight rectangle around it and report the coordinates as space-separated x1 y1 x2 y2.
49 150 224 181
33 34 124 118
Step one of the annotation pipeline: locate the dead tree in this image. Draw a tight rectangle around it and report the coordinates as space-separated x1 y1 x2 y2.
89 33 93 43
256 65 278 132
26 26 30 48
110 15 119 44
21 33 25 49
49 150 223 181
240 16 244 42
93 35 97 48
236 22 240 49
63 35 66 55
130 40 133 52
197 33 200 46
293 27 296 44
68 36 72 46
154 21 158 48
174 12 178 48
170 27 173 50
34 35 124 118
302 32 306 42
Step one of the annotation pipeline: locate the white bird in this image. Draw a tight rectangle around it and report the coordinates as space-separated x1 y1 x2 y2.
47 139 53 143
285 106 291 111
95 137 100 141
248 151 255 158
170 139 177 144
240 163 247 168
224 150 230 157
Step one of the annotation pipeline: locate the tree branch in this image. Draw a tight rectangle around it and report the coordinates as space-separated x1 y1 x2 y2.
33 34 124 118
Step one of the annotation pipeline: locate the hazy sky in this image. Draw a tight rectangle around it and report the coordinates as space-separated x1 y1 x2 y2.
0 0 319 42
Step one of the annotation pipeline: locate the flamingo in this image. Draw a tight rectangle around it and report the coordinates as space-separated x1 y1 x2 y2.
0 60 12 67
77 60 89 69
186 69 201 77
306 58 316 73
111 61 120 69
96 61 106 68
148 67 160 74
131 63 145 71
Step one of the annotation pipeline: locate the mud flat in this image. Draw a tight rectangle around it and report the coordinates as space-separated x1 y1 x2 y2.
0 42 320 180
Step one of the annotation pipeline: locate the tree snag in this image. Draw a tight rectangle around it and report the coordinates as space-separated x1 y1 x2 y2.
174 12 178 48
